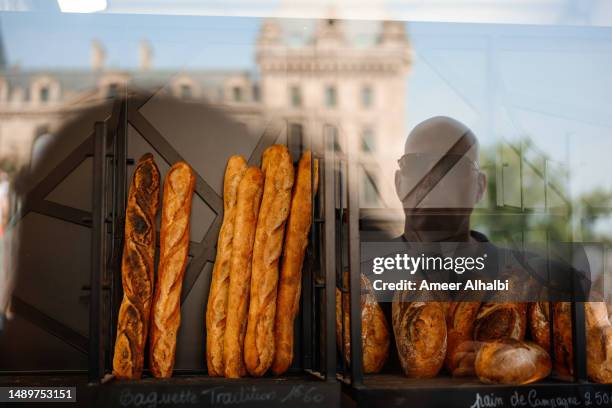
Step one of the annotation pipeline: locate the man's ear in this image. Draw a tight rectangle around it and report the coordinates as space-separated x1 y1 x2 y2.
476 171 487 203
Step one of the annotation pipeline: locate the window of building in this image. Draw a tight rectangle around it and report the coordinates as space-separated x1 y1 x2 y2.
361 85 373 108
325 85 337 108
39 86 49 103
362 169 380 207
252 85 260 102
180 84 192 99
324 125 340 151
290 85 302 107
361 127 375 153
289 123 304 158
232 86 243 102
107 83 119 99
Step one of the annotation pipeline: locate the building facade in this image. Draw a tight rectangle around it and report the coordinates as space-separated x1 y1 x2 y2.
0 17 411 207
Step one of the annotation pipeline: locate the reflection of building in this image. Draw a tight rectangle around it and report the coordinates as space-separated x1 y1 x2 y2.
257 19 411 206
0 18 411 206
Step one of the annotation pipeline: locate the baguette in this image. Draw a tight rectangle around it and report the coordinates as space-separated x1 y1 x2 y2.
149 162 195 378
475 339 551 384
392 294 446 378
244 145 294 377
206 156 247 376
112 153 160 380
336 274 390 374
223 167 264 378
271 152 319 375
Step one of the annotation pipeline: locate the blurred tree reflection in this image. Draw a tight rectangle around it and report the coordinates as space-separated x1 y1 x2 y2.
472 137 612 245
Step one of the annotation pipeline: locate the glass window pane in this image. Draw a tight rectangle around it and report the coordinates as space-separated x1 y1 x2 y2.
289 123 303 158
361 86 373 108
107 83 119 99
232 86 242 102
290 85 301 107
361 127 374 152
325 85 337 108
39 86 49 102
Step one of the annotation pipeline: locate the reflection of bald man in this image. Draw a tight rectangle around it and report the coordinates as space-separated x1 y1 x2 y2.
395 116 487 243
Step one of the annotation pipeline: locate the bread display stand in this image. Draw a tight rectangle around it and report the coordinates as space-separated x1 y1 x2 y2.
333 135 611 407
0 92 339 407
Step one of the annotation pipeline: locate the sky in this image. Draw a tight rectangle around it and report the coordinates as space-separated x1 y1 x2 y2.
1 8 612 203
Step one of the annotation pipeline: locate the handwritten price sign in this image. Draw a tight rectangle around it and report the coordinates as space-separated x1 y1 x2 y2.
470 388 612 408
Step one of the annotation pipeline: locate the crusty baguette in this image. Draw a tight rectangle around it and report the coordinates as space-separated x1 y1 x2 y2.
223 167 264 378
336 274 390 374
112 153 160 380
149 162 195 378
473 302 527 341
445 301 481 376
392 295 446 378
244 145 294 377
271 152 319 375
206 156 247 376
475 339 551 384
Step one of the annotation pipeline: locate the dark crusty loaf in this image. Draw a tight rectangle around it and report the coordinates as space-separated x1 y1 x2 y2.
529 301 612 383
272 152 318 375
445 301 481 376
528 302 550 351
223 167 264 378
585 302 612 383
473 302 527 341
149 162 195 378
528 302 573 378
244 145 294 377
392 293 446 378
206 155 247 376
336 274 390 374
112 153 160 380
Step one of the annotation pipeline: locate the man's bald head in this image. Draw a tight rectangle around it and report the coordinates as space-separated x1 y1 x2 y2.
404 116 479 162
395 116 486 242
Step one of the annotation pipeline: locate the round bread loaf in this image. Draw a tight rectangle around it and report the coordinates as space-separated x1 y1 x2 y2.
475 339 551 385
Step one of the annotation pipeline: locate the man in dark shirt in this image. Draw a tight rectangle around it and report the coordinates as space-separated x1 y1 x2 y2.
388 116 590 301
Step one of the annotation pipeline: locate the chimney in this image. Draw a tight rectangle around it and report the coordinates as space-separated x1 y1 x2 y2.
139 41 152 71
314 15 346 48
379 21 408 46
258 19 281 46
91 40 105 70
